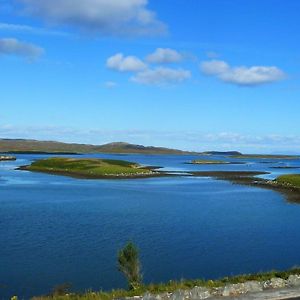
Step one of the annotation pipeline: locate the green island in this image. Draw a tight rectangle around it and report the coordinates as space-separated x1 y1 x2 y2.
233 154 299 159
31 268 300 300
189 159 243 165
275 174 300 189
19 157 162 179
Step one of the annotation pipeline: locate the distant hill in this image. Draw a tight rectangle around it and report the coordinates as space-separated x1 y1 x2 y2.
0 139 194 155
202 151 242 156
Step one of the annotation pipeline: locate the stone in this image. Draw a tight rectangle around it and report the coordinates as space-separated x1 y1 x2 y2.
221 283 247 296
189 286 211 299
287 275 300 287
243 281 263 293
263 278 287 289
169 290 189 300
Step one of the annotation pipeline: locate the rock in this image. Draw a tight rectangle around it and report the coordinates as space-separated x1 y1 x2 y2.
189 287 211 299
169 290 189 300
210 287 224 297
221 283 247 296
263 278 287 289
243 281 263 293
287 275 300 287
142 293 163 300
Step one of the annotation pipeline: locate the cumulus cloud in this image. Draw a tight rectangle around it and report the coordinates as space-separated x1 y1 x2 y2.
106 53 147 72
0 38 44 59
146 48 183 64
200 60 286 86
16 0 167 36
132 67 191 86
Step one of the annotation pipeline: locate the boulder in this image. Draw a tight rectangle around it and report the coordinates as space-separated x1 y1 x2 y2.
287 275 300 287
189 287 211 299
243 281 263 293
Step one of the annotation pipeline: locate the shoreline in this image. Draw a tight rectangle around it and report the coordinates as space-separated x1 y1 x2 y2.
190 171 300 203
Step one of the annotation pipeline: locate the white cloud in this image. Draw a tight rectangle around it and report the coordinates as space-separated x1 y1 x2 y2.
104 81 118 88
132 67 191 86
106 53 147 72
200 60 286 86
0 22 70 37
0 38 44 59
146 48 183 64
16 0 167 37
201 60 229 75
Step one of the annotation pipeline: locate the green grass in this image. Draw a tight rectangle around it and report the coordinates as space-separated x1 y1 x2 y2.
23 157 156 178
276 174 300 188
31 268 300 300
191 160 229 164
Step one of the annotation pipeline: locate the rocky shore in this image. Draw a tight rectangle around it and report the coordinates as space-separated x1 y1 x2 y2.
129 275 300 300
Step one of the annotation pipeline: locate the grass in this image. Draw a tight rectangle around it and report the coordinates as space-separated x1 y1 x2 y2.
31 268 300 300
276 174 300 188
22 157 157 179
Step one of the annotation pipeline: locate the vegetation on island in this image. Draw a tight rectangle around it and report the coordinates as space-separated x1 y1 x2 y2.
189 160 242 165
276 174 300 189
20 157 160 179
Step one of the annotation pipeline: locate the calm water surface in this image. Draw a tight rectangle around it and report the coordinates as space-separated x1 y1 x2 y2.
1 153 300 299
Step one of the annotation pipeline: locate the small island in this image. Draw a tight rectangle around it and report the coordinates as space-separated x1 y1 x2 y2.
189 159 243 165
19 157 162 179
0 155 16 161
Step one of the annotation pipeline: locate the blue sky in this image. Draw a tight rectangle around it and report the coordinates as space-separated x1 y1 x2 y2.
0 0 300 153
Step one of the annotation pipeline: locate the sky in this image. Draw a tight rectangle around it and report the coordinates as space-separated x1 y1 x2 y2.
0 0 300 153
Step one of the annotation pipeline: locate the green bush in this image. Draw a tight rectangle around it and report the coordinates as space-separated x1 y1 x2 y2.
118 242 142 290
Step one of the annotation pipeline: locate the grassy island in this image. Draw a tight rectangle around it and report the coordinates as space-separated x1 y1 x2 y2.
276 174 300 189
190 159 231 165
20 157 161 179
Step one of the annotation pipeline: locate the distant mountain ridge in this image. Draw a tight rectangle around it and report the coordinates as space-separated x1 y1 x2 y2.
0 139 194 154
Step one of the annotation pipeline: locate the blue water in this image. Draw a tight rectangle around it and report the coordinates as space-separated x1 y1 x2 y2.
1 154 300 299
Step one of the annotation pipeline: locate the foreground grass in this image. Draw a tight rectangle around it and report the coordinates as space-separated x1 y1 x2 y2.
276 174 300 188
31 268 300 300
21 157 156 179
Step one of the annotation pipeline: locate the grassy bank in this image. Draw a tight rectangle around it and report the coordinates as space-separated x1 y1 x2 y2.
276 174 300 188
31 268 300 300
20 157 160 179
